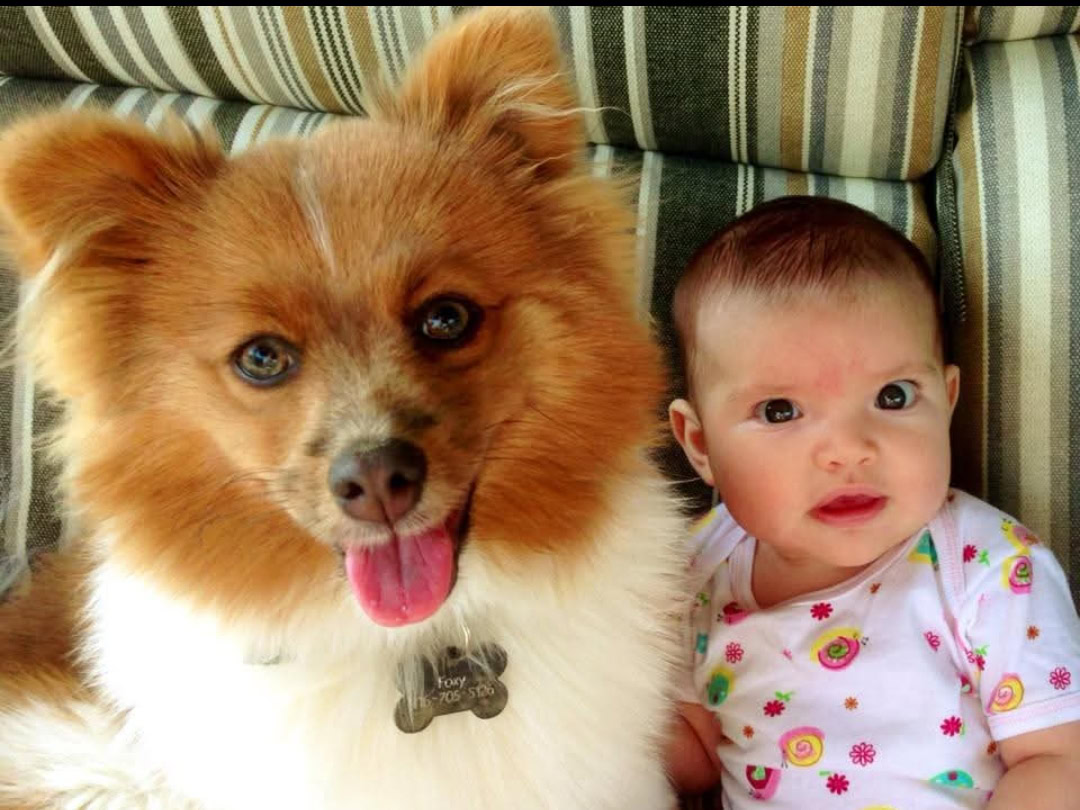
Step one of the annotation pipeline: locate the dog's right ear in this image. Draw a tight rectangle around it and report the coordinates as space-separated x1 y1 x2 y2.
0 110 223 276
384 8 583 181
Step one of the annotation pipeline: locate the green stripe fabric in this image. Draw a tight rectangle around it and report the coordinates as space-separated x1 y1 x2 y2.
0 6 962 180
947 35 1080 603
967 6 1080 43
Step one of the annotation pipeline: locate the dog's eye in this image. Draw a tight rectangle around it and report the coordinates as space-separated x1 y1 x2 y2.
417 298 480 345
233 336 300 386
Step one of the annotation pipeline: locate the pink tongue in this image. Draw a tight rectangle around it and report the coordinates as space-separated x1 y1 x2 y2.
344 525 455 627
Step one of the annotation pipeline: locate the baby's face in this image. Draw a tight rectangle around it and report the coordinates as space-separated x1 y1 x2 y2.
674 281 959 570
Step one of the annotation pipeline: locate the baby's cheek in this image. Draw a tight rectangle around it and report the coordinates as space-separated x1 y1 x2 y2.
892 430 951 502
715 450 794 534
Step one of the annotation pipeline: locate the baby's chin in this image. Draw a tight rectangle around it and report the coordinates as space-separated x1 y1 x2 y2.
819 525 920 570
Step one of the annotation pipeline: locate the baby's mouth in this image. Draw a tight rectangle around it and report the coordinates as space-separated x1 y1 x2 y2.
810 492 887 527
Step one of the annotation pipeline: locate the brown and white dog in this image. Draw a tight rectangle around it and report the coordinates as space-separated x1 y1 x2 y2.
0 8 686 808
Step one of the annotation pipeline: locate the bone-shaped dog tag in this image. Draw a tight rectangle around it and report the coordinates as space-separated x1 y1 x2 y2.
393 642 508 733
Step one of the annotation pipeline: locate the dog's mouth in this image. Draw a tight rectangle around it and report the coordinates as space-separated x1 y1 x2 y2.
343 486 474 628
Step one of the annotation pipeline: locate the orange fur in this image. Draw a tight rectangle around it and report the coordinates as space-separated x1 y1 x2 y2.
0 8 677 807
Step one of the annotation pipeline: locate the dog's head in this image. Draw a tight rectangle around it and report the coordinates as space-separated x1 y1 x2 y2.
0 9 664 631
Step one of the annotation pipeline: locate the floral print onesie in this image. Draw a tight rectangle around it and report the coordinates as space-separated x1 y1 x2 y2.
680 490 1080 808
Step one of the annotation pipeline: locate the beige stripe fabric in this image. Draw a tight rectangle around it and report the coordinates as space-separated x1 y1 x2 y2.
622 5 656 152
568 6 608 146
635 150 662 316
0 6 962 180
2 285 34 573
947 34 1080 597
780 6 811 172
967 6 1080 43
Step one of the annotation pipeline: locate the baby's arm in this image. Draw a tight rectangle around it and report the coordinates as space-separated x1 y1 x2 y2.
665 701 724 795
987 721 1080 809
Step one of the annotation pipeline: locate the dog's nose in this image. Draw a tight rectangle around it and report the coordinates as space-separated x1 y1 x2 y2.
329 439 427 524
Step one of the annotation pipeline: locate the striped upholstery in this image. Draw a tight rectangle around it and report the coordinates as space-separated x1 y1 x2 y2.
0 76 338 150
1 11 1077 806
0 266 62 591
0 6 963 179
966 6 1080 43
0 74 934 576
946 33 1080 604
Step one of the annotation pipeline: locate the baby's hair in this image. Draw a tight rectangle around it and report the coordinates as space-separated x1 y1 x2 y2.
672 196 940 396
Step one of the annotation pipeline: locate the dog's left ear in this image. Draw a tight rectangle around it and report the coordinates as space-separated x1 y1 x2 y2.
384 8 582 179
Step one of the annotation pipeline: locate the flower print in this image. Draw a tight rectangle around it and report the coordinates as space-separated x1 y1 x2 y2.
725 642 744 664
810 602 833 621
987 742 998 756
963 544 977 563
764 700 786 717
959 674 973 696
844 696 858 711
978 549 990 566
720 601 750 624
924 630 941 652
967 645 987 671
1027 625 1040 640
1050 667 1072 691
743 725 754 739
941 716 963 736
782 648 793 661
869 582 881 594
849 742 876 767
826 773 849 795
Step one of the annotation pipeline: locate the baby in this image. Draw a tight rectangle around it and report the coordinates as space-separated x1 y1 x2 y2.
666 196 1080 807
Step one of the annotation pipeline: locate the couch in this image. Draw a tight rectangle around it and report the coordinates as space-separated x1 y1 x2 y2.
0 5 1076 787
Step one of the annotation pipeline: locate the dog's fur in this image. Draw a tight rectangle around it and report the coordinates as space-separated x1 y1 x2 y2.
0 9 686 808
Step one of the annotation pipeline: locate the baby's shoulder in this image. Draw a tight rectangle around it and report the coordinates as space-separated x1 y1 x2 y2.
931 489 1041 597
936 490 1038 553
688 503 747 572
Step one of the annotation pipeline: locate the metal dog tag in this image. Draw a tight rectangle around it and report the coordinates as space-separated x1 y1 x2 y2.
393 642 508 733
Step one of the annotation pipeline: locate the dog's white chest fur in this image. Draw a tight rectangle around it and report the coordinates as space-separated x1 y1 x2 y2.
83 482 684 809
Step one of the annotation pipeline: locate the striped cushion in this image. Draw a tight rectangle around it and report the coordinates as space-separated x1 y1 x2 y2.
0 267 62 592
0 76 935 572
0 77 338 151
966 6 1080 43
945 34 1080 604
0 6 962 180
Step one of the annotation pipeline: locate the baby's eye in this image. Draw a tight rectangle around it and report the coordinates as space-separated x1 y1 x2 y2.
754 398 802 424
876 380 918 410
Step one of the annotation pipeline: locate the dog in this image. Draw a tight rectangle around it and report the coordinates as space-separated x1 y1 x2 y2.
0 8 686 808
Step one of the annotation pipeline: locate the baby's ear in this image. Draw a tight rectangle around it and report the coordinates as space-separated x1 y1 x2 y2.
382 7 582 180
0 110 223 276
945 364 961 417
669 399 715 488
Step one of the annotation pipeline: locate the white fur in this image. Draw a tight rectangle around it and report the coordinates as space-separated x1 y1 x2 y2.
3 470 686 809
293 158 337 278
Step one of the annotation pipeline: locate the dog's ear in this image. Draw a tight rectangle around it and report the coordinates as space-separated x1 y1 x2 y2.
383 8 583 179
0 110 223 276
